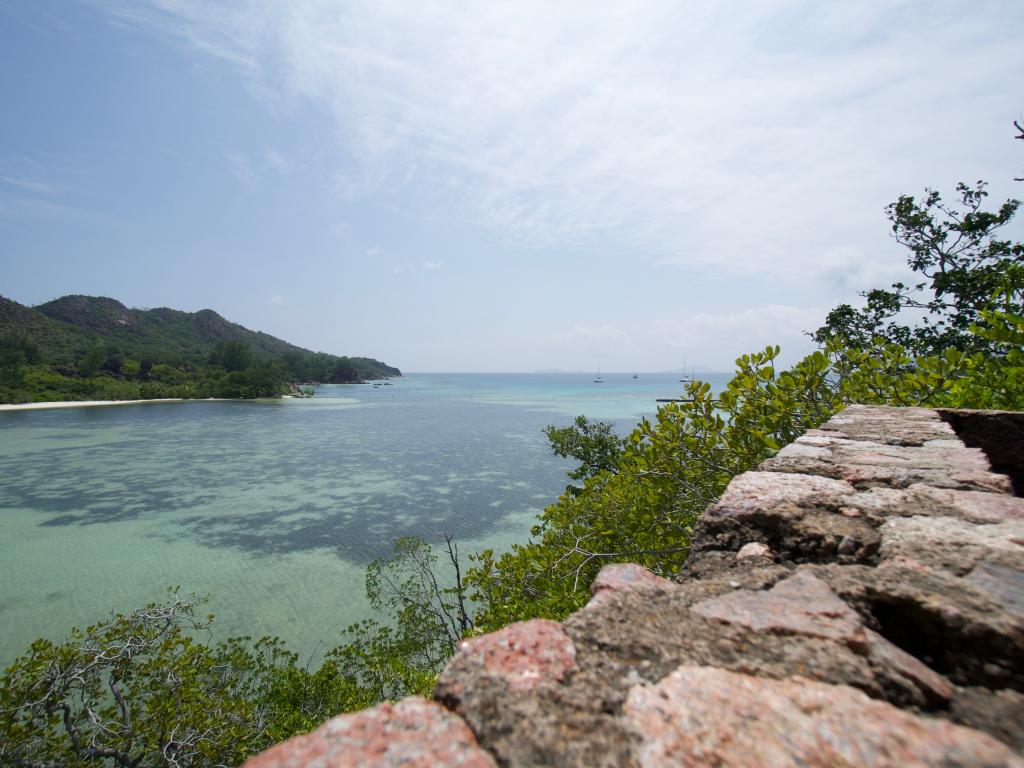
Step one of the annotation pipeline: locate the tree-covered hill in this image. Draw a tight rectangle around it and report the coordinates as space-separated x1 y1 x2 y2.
0 296 85 359
0 294 401 403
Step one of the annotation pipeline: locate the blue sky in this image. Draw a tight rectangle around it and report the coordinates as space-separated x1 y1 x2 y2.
2 1 1021 372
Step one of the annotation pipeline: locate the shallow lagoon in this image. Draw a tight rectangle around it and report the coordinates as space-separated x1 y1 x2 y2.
0 372 727 665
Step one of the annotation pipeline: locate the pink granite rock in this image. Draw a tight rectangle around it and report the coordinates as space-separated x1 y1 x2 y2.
839 464 1013 494
879 515 1024 574
837 440 990 471
713 470 856 510
759 408 1015 495
242 697 496 768
691 570 867 647
587 563 673 606
966 562 1024 618
624 666 1021 767
451 619 576 692
863 628 954 705
804 427 850 438
849 485 1024 525
824 405 958 445
696 471 881 562
772 440 833 460
736 542 771 560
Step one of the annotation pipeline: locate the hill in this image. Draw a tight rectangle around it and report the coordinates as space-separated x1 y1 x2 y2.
0 294 400 403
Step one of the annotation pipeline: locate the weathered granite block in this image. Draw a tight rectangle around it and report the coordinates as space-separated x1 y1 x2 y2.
940 409 1024 495
242 697 496 768
624 666 1020 767
693 471 882 564
587 562 674 607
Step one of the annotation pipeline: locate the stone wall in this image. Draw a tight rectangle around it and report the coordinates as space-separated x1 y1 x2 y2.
244 405 1024 767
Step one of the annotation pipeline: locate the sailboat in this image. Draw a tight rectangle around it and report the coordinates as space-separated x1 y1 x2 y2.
594 364 605 384
679 357 693 384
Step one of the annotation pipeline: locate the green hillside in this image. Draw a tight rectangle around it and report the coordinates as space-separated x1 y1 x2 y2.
0 294 400 403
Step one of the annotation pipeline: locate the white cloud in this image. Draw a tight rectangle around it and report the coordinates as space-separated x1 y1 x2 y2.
525 309 825 372
102 1 1022 290
0 195 123 229
269 294 285 305
225 152 256 186
422 260 442 271
225 148 293 185
652 305 825 368
262 148 292 173
815 247 915 296
0 175 55 195
551 323 631 345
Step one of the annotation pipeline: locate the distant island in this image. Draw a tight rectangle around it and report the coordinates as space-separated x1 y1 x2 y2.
0 294 401 404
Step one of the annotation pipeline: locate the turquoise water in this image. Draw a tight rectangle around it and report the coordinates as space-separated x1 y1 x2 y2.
0 372 727 666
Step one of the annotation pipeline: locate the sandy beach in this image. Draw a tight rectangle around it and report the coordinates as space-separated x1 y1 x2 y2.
0 398 185 412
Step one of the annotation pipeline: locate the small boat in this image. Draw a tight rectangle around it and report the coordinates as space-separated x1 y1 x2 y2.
594 364 604 384
679 357 693 383
632 374 638 379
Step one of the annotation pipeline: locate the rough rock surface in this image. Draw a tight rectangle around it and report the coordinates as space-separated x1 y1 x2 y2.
690 569 867 643
940 409 1024 495
625 666 1018 768
245 405 1024 767
243 697 496 768
442 619 577 694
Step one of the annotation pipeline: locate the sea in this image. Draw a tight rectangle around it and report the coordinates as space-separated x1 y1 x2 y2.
0 371 731 666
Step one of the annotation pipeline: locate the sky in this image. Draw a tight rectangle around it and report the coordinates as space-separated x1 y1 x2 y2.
1 1 1022 372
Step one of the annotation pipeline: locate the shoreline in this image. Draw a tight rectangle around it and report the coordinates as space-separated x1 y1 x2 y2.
0 398 190 412
0 393 359 412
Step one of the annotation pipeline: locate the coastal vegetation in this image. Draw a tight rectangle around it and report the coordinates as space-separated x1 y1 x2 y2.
0 552 468 767
0 296 401 403
2 173 1022 765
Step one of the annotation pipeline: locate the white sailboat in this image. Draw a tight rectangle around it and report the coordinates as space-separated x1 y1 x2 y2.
594 364 604 384
679 357 693 383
